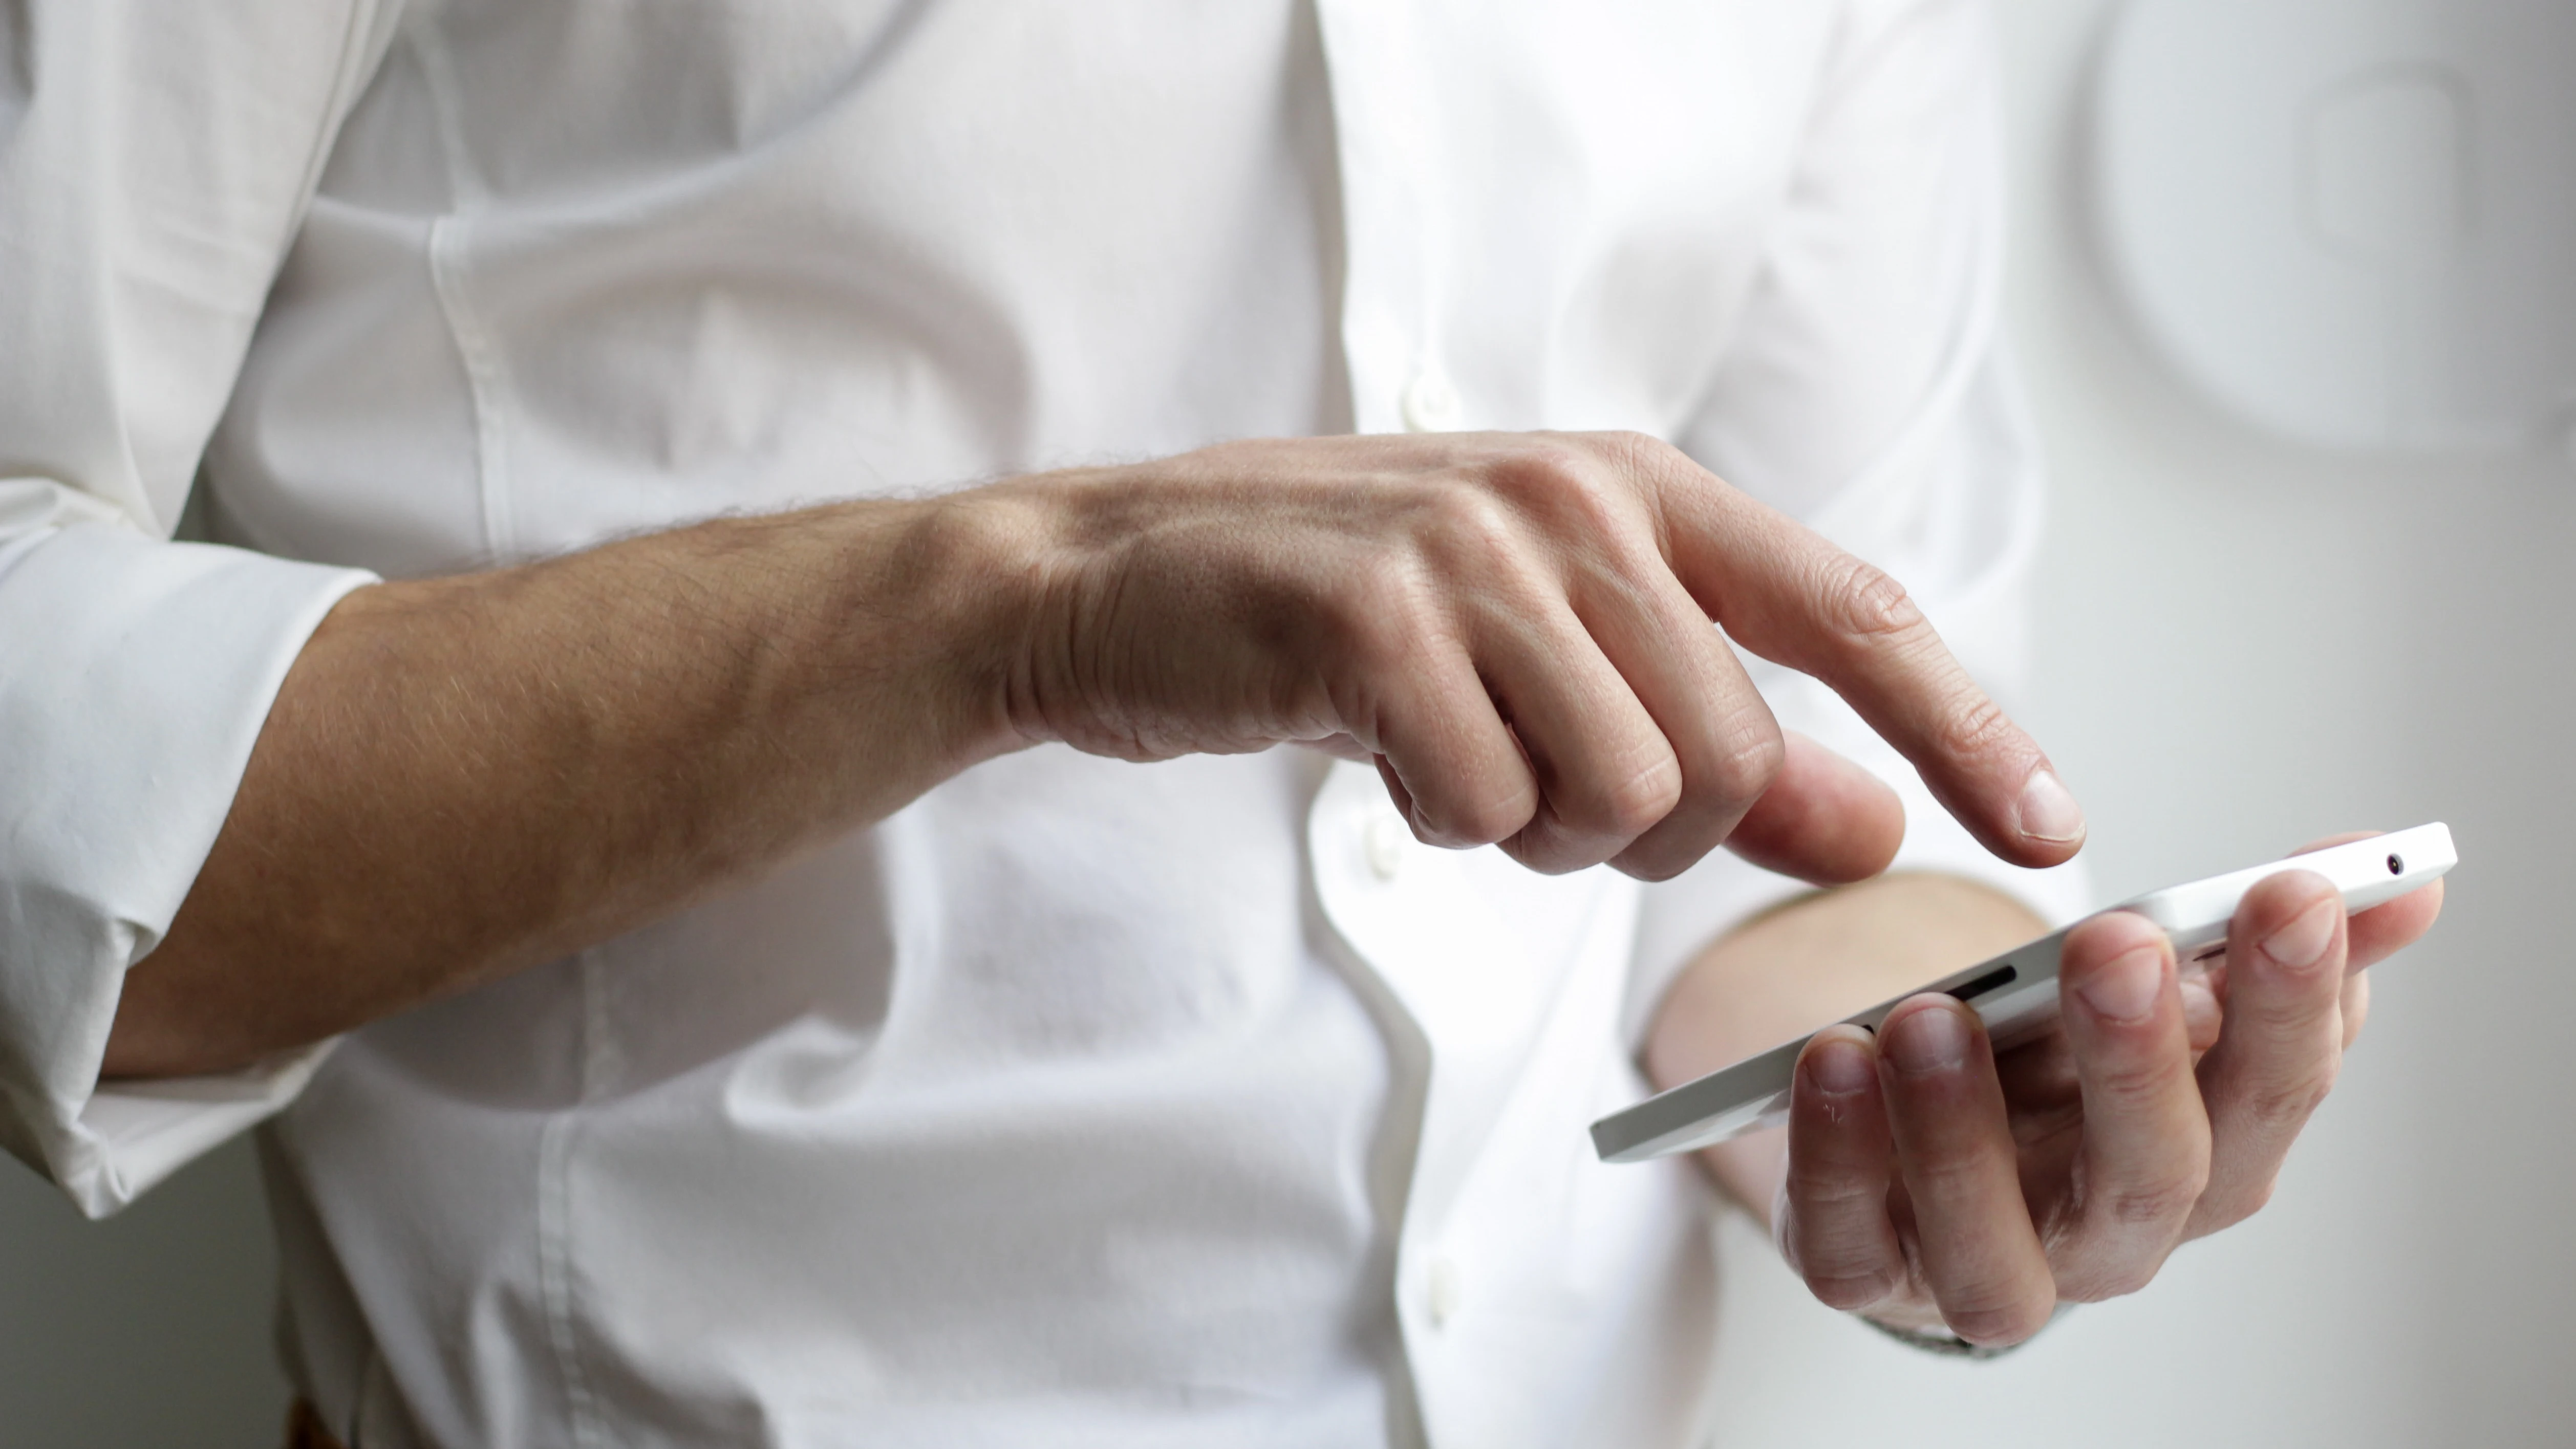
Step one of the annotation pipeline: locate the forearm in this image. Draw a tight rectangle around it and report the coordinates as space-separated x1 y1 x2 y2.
103 427 2085 1082
1644 872 2047 1223
105 495 1035 1078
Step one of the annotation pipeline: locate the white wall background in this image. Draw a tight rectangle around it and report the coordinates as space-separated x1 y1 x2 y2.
1704 2 2576 1443
3 3 2570 1445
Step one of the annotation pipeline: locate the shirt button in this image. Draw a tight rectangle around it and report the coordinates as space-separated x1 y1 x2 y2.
1427 1256 1464 1328
1363 813 1408 882
1401 370 1464 432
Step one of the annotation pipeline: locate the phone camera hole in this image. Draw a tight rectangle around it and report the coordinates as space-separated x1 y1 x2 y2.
2387 853 2403 875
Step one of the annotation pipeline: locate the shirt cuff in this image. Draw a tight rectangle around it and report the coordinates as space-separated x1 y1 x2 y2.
0 515 375 1218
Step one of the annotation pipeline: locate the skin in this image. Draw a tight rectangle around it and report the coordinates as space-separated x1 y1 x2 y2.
109 430 2081 1076
1648 843 2442 1344
102 422 2428 1340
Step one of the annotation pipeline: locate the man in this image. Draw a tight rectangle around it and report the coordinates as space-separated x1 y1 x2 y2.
0 3 2440 1446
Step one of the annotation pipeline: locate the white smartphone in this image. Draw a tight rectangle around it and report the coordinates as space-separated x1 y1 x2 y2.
1589 822 2457 1165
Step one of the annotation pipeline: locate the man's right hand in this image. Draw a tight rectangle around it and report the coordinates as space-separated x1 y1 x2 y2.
110 430 2081 1079
982 430 2083 885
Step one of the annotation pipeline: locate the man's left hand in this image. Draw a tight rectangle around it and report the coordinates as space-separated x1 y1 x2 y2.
1767 837 2443 1344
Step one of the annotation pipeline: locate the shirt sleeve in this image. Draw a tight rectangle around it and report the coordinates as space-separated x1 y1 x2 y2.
1627 0 2091 1045
0 1 401 1218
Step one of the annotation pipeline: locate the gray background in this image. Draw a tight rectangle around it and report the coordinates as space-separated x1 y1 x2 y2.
1706 2 2573 1442
5 1 2569 1443
0 1142 282 1442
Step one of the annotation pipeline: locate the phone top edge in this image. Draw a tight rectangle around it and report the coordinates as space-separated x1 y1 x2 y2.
1588 823 2457 1164
2112 823 2455 914
2118 824 2454 946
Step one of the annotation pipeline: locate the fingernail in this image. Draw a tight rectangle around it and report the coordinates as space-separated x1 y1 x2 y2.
2075 944 2164 1023
2016 769 2087 845
1885 1005 1970 1075
1806 1036 1875 1095
2262 896 2339 969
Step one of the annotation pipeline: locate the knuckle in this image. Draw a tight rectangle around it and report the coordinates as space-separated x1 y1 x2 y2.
2250 941 2345 997
1495 446 1637 541
1414 479 1527 569
1701 725 1787 809
1940 1289 2055 1348
1595 427 1672 461
1611 841 1700 884
1593 429 1694 488
1443 789 1534 849
1904 1161 1999 1219
1596 754 1684 838
1817 555 1927 646
2102 1262 2161 1300
1500 822 1595 876
2234 1175 2279 1221
2196 1177 2277 1235
1786 1161 1889 1213
2096 1173 2207 1232
2064 1259 2161 1304
1804 1267 1901 1313
2239 1069 2336 1135
1928 690 2017 767
2094 1049 2193 1105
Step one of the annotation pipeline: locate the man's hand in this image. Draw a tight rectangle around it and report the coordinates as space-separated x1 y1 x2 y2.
1657 844 2443 1347
987 430 2082 884
115 429 2077 1078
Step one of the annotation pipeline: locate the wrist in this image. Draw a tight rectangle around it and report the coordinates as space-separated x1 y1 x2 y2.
838 485 1062 773
938 466 1149 759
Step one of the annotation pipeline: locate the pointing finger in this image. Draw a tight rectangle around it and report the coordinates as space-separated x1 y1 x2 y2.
1631 441 2083 870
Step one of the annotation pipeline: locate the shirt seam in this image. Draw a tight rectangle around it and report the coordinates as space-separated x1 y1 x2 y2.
410 21 518 565
536 949 613 1449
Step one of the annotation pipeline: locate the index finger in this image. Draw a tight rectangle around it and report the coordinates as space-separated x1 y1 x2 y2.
1635 441 2083 869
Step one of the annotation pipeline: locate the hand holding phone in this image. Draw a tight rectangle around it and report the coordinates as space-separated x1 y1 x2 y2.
1594 823 2458 1164
1618 823 2453 1346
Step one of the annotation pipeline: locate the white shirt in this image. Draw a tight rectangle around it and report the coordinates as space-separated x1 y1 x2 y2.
0 3 2084 1445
